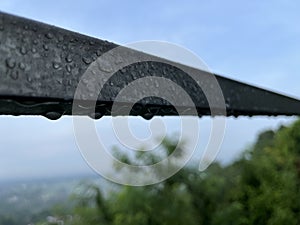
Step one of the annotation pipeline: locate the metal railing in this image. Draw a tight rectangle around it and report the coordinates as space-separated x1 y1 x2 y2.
1 11 299 120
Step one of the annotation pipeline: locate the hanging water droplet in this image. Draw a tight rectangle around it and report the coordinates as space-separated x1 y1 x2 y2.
142 113 154 120
52 62 60 69
45 112 62 120
89 112 103 120
66 64 72 73
10 70 19 80
65 55 73 63
6 58 16 69
20 46 27 55
45 32 54 39
43 44 49 51
19 62 26 70
82 56 92 65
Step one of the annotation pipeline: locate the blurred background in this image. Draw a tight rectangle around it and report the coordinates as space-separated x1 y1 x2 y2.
0 1 300 224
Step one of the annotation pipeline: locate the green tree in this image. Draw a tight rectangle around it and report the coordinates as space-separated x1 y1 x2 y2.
36 120 300 225
216 122 300 225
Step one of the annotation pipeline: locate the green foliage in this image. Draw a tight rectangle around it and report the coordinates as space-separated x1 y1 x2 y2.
216 121 300 225
23 120 300 224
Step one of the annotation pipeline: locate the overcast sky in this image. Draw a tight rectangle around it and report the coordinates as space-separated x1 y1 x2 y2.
0 0 299 181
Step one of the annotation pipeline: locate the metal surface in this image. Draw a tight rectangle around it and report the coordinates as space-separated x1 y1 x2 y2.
0 11 300 120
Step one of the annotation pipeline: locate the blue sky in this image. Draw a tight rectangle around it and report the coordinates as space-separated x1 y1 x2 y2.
0 0 299 180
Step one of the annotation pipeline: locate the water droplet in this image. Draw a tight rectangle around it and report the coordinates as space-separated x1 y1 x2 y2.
58 35 64 42
82 56 92 65
57 79 62 84
45 32 54 39
131 71 138 79
10 70 19 80
66 64 72 73
52 62 60 69
26 75 32 82
115 56 123 64
43 44 49 51
32 48 37 53
24 25 29 30
96 49 102 56
45 112 62 120
56 43 63 50
33 39 38 45
20 46 27 55
65 55 73 63
78 103 93 110
162 68 167 75
120 68 126 74
70 38 78 43
109 81 114 86
89 112 103 120
89 40 95 45
92 55 97 61
98 58 113 72
142 113 154 120
6 58 16 69
19 62 26 70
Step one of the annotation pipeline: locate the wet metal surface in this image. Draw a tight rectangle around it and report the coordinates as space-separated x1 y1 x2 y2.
0 11 300 119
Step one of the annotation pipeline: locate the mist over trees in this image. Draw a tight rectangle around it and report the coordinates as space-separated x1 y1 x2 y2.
3 119 300 225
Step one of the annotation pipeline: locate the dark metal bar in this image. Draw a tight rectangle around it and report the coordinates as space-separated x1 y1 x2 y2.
0 11 300 120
